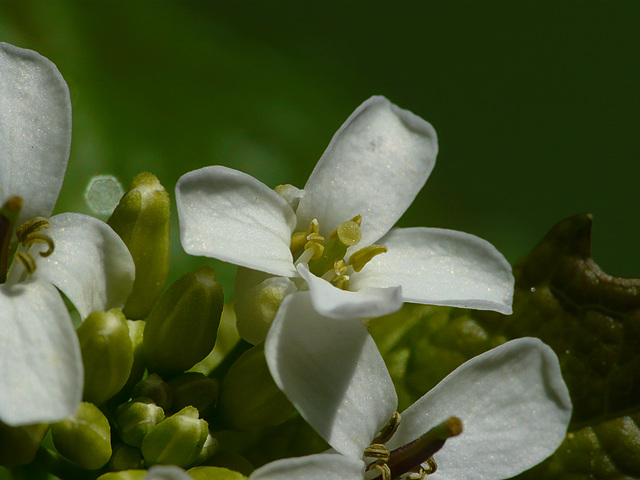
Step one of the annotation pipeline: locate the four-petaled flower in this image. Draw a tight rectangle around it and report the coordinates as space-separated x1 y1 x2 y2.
249 292 572 480
0 43 135 425
176 96 514 344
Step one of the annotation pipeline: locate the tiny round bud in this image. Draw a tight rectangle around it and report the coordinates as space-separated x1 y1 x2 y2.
109 443 144 471
51 402 111 470
116 397 165 447
168 372 219 417
131 373 173 411
141 406 209 467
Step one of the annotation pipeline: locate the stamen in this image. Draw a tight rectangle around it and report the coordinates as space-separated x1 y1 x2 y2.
372 417 462 480
290 219 320 253
366 460 391 480
0 196 23 284
15 216 50 243
333 275 349 290
15 252 37 275
21 232 55 257
372 411 401 445
364 444 390 461
348 245 388 272
304 239 324 260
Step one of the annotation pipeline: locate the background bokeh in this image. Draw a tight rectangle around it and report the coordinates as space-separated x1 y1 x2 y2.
2 1 639 295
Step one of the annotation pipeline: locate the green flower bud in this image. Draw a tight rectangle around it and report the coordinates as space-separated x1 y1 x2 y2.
77 309 134 405
109 443 144 471
141 406 209 467
188 466 247 480
132 373 173 411
51 402 112 470
168 372 219 417
144 266 224 376
116 397 165 447
0 421 48 467
219 343 295 431
97 471 146 480
108 172 171 319
191 431 219 466
124 319 147 392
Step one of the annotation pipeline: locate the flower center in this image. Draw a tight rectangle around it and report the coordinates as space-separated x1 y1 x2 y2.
364 412 463 480
0 196 55 283
290 216 387 290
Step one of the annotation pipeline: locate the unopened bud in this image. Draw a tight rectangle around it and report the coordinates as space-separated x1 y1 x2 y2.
188 466 248 480
191 431 219 466
116 398 165 447
51 402 112 470
144 266 224 376
141 406 209 467
109 443 145 471
77 309 133 405
0 422 48 467
131 373 173 411
108 172 171 319
219 343 295 431
168 372 219 417
235 276 296 345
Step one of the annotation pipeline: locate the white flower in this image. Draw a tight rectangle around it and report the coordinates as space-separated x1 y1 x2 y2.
0 43 135 425
176 96 514 342
250 292 572 480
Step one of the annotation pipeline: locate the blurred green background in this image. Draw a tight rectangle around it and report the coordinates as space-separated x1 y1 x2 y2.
1 1 639 294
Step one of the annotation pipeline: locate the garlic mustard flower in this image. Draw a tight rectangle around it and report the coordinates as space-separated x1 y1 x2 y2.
251 292 572 480
0 43 135 425
176 97 514 342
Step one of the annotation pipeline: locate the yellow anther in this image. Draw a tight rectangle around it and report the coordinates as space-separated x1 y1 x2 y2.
304 240 324 260
290 219 321 252
364 444 390 461
366 460 391 480
333 274 350 290
372 411 401 445
21 231 55 257
323 259 348 279
349 244 387 272
16 216 50 243
15 252 37 275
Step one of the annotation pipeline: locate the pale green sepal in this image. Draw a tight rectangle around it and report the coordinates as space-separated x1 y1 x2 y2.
116 398 165 448
189 466 247 480
219 343 295 432
108 172 171 319
77 309 134 405
51 401 112 470
141 406 209 467
143 266 224 377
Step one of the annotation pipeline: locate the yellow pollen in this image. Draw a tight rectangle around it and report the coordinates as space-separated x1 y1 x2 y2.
290 219 320 252
349 245 388 272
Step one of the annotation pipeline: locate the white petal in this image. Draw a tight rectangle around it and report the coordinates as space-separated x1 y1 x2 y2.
0 277 82 426
0 43 71 224
350 228 514 314
145 465 193 480
176 166 297 277
296 96 437 249
298 263 403 320
250 453 365 480
25 213 135 319
265 292 397 459
389 338 572 480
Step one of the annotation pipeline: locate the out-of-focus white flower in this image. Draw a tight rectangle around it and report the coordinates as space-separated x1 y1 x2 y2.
0 43 134 425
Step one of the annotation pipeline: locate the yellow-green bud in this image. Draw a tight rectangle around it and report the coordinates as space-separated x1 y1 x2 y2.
168 372 219 417
116 398 165 447
219 343 295 431
108 172 171 319
202 452 253 476
235 276 296 345
144 266 224 376
51 402 112 470
141 406 209 467
109 443 144 471
77 309 134 405
188 466 247 480
97 471 146 480
124 319 147 392
0 422 48 467
132 373 173 411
